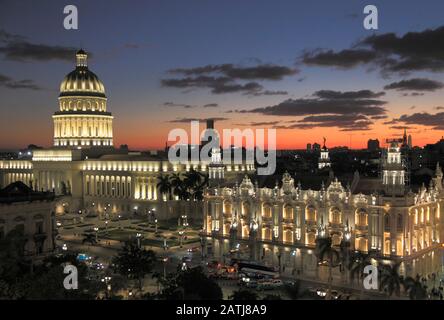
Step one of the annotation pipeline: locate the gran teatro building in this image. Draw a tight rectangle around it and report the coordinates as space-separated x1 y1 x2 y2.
203 141 444 279
0 50 253 221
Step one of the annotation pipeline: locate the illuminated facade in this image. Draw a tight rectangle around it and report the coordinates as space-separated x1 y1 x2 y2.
0 50 254 220
203 150 444 280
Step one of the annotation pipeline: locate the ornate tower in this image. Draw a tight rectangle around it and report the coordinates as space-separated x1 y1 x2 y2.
318 137 331 169
382 140 406 195
52 50 113 148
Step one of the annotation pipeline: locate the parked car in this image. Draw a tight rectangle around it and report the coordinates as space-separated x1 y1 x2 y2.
187 246 200 253
271 279 284 287
257 281 274 291
245 280 258 289
182 256 192 263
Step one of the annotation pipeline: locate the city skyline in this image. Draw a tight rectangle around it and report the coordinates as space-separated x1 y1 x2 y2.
2 1 444 150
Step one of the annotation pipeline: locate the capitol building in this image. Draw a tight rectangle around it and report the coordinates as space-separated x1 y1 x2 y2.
0 50 253 221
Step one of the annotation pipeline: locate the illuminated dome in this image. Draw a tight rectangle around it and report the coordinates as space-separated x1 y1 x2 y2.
53 49 113 148
59 50 106 98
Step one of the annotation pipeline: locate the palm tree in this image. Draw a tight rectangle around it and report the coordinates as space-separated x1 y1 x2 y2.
315 236 339 299
157 175 172 200
403 275 428 300
169 173 183 192
379 263 401 298
347 251 371 299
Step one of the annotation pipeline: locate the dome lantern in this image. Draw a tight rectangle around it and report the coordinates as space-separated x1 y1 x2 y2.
76 49 88 67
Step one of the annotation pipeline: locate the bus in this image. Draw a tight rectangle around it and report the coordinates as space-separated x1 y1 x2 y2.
231 259 279 278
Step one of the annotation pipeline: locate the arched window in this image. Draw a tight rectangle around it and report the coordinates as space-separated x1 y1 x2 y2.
262 227 272 240
223 201 232 215
305 205 316 222
355 209 368 226
262 204 272 218
330 207 342 224
283 205 293 220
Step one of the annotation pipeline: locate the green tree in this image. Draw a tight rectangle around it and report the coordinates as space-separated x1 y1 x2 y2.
157 175 172 200
403 275 428 300
112 241 156 290
347 251 372 299
155 266 222 300
379 263 401 298
315 236 340 299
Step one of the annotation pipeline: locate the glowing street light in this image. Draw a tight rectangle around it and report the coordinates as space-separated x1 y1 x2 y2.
178 230 184 248
94 227 99 242
136 233 142 248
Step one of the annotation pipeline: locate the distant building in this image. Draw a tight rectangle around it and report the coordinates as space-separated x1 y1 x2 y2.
408 135 413 149
306 143 312 152
0 182 56 258
367 139 380 151
312 143 321 152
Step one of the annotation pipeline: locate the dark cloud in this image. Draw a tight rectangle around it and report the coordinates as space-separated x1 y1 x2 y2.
401 92 425 97
250 90 288 96
275 114 373 131
390 125 415 130
389 112 444 130
169 63 297 80
360 27 444 72
370 114 389 120
0 29 76 62
313 89 385 99
163 102 195 109
203 103 219 108
238 91 386 117
301 26 444 74
384 78 444 91
235 121 281 127
161 76 263 94
162 63 296 95
168 117 229 123
0 73 41 90
234 90 387 131
302 49 377 68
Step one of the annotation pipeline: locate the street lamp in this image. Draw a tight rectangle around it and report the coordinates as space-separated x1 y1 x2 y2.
94 227 99 242
101 276 112 299
136 233 142 248
155 219 158 234
62 243 68 251
162 257 168 278
179 230 184 248
105 220 109 235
